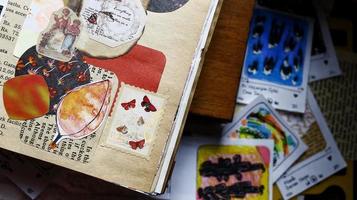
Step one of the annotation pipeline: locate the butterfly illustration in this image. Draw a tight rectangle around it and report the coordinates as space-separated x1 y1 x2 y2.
129 139 145 150
121 99 136 110
99 11 115 22
137 116 145 126
116 125 128 134
141 96 157 112
88 13 97 24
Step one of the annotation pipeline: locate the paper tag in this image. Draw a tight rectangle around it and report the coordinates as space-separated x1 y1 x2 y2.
80 0 147 48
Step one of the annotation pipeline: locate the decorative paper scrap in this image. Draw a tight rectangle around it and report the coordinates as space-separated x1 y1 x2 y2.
148 0 190 13
0 150 56 199
15 46 91 114
0 0 8 22
80 0 147 48
237 8 313 113
17 66 118 164
223 96 307 182
37 7 82 62
310 51 357 160
84 44 166 93
13 0 64 58
309 4 342 82
277 89 347 200
103 84 166 158
3 74 50 120
72 0 148 57
197 139 273 200
52 80 112 148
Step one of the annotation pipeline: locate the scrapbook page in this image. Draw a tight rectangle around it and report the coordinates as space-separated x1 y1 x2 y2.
223 96 307 182
237 8 313 113
0 0 221 194
276 89 346 200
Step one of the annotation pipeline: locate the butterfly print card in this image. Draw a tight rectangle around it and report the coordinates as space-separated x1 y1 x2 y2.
102 84 166 158
237 8 313 113
223 96 307 182
276 89 346 200
197 139 274 200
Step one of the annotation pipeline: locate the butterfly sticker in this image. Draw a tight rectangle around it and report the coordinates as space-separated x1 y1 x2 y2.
88 13 97 24
129 139 145 150
137 116 145 126
141 96 157 112
121 99 136 110
116 125 128 134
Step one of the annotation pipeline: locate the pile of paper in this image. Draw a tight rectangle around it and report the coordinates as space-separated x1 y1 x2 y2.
159 2 349 200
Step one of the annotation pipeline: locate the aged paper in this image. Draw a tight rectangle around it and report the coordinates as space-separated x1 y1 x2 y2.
0 0 217 193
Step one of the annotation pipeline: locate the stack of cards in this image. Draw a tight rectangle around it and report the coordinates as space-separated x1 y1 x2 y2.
232 3 346 199
161 4 346 200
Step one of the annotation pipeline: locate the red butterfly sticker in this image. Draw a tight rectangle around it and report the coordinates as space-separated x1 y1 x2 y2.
141 96 157 112
121 99 136 110
129 139 145 150
88 13 97 24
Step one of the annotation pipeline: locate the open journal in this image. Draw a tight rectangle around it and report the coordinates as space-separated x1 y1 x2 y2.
0 0 222 194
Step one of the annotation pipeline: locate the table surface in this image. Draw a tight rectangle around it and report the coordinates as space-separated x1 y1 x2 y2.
190 0 255 121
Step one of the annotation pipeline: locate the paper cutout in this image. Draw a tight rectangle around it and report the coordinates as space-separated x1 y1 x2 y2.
197 143 272 200
121 99 136 110
71 0 147 57
224 96 307 182
3 75 50 120
148 0 190 13
80 0 146 48
141 96 157 112
84 45 166 93
17 66 119 164
37 7 82 62
129 139 145 150
103 84 166 157
16 46 91 114
51 80 112 147
237 8 313 113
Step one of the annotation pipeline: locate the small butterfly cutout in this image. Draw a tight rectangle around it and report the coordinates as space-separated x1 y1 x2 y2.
141 96 157 112
116 125 128 134
129 139 145 150
137 116 145 126
88 13 97 24
121 99 136 110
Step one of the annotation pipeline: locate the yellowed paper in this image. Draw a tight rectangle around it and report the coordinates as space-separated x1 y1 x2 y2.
0 0 218 193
